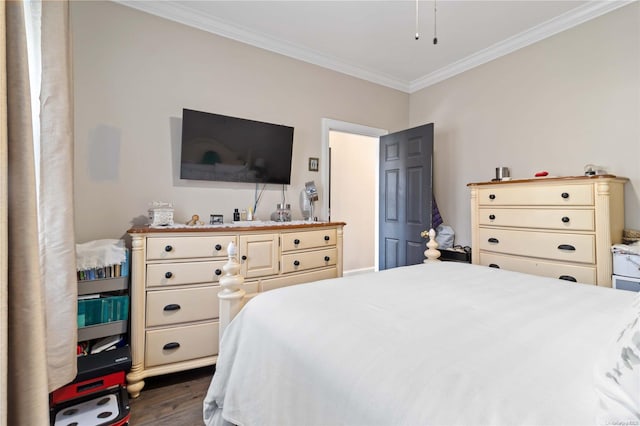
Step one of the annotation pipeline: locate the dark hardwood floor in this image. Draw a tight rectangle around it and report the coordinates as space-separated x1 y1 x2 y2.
128 366 215 425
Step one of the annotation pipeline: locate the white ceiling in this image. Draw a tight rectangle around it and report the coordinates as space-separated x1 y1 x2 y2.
117 0 632 93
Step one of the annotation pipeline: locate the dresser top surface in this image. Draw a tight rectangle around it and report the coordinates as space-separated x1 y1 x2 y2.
467 175 628 187
128 221 346 235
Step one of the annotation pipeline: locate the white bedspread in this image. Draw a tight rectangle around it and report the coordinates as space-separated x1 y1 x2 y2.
204 262 637 426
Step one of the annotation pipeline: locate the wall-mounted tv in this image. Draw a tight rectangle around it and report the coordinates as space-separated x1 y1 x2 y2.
180 108 294 184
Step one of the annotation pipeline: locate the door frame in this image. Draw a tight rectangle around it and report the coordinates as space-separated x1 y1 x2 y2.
320 118 388 271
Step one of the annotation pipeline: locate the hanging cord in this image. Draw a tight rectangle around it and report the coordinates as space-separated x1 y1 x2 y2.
281 184 286 205
415 0 420 40
254 183 267 215
433 0 438 45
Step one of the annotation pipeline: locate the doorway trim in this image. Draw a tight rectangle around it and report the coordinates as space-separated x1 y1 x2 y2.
320 118 388 271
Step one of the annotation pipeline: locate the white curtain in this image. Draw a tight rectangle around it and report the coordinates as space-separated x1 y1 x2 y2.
2 1 76 424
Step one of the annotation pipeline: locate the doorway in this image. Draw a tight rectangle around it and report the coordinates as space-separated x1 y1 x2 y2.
320 119 387 274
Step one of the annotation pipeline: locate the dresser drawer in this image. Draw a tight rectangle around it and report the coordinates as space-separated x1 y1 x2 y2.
146 260 226 287
478 184 593 206
282 229 337 252
282 248 337 274
145 321 219 367
478 208 595 231
260 267 337 292
479 228 595 264
146 236 237 260
146 286 221 327
479 252 597 284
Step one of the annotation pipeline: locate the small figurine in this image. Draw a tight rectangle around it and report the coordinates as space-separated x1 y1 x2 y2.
186 214 204 226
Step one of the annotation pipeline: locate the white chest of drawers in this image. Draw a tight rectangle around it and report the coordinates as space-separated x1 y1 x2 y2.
468 176 627 286
126 222 344 398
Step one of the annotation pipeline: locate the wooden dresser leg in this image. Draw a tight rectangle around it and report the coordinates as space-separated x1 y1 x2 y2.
126 367 145 398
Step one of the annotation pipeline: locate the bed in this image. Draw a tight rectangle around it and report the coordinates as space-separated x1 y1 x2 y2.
204 260 639 426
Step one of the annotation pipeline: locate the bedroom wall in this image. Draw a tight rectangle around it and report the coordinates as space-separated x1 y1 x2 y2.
410 2 640 247
71 1 409 242
329 131 377 273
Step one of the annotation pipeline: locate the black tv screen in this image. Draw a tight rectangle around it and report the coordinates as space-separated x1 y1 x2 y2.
180 109 294 184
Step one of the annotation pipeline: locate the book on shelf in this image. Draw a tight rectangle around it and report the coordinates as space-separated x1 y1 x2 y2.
76 249 130 281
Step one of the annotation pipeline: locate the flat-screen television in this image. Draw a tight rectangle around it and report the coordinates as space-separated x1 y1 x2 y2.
180 108 294 184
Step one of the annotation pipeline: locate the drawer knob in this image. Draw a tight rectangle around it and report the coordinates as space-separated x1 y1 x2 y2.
557 244 576 251
488 263 500 268
489 194 496 200
561 192 569 199
163 304 181 311
165 271 173 279
293 260 300 266
489 214 496 220
163 342 180 350
164 245 173 252
215 244 222 251
559 275 577 282
488 237 499 244
294 239 300 245
324 256 330 262
561 216 570 223
324 235 330 241
241 255 247 261
215 269 222 276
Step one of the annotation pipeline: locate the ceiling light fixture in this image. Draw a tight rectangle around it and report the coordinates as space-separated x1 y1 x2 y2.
415 0 438 45
433 0 438 45
415 0 420 40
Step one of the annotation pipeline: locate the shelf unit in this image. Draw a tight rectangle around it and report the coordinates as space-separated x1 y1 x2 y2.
77 276 129 349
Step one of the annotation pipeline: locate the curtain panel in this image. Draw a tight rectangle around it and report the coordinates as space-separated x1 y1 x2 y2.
3 1 76 424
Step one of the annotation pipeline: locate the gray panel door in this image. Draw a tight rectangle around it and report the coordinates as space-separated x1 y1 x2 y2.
379 123 433 270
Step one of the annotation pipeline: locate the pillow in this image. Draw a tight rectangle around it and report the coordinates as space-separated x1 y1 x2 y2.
594 294 640 425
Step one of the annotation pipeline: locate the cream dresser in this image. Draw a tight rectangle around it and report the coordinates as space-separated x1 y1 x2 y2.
468 176 627 287
126 221 345 397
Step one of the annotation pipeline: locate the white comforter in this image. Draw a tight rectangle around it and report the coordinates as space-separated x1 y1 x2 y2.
204 262 636 426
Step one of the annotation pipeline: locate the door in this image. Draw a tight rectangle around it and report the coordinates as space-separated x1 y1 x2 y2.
379 123 433 270
239 234 279 278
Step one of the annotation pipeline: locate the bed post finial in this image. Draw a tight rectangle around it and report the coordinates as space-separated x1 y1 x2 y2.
219 241 246 343
422 228 441 263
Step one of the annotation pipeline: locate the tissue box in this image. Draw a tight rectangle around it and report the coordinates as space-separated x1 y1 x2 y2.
148 206 174 226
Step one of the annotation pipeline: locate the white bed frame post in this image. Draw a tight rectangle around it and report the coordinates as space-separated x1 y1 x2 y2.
423 228 441 262
218 242 246 343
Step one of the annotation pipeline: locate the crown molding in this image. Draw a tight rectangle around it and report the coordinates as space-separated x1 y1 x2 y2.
115 0 633 94
409 0 635 92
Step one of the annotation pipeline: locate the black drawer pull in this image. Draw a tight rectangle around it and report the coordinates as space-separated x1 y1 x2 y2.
294 239 300 245
489 214 496 220
241 255 247 261
561 192 569 199
165 271 173 279
324 235 330 241
164 245 173 252
559 275 577 282
163 342 180 350
163 304 181 311
489 263 500 268
557 244 576 251
293 260 300 266
215 269 222 276
324 256 330 261
489 194 496 200
215 244 222 251
488 237 499 244
561 216 570 223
